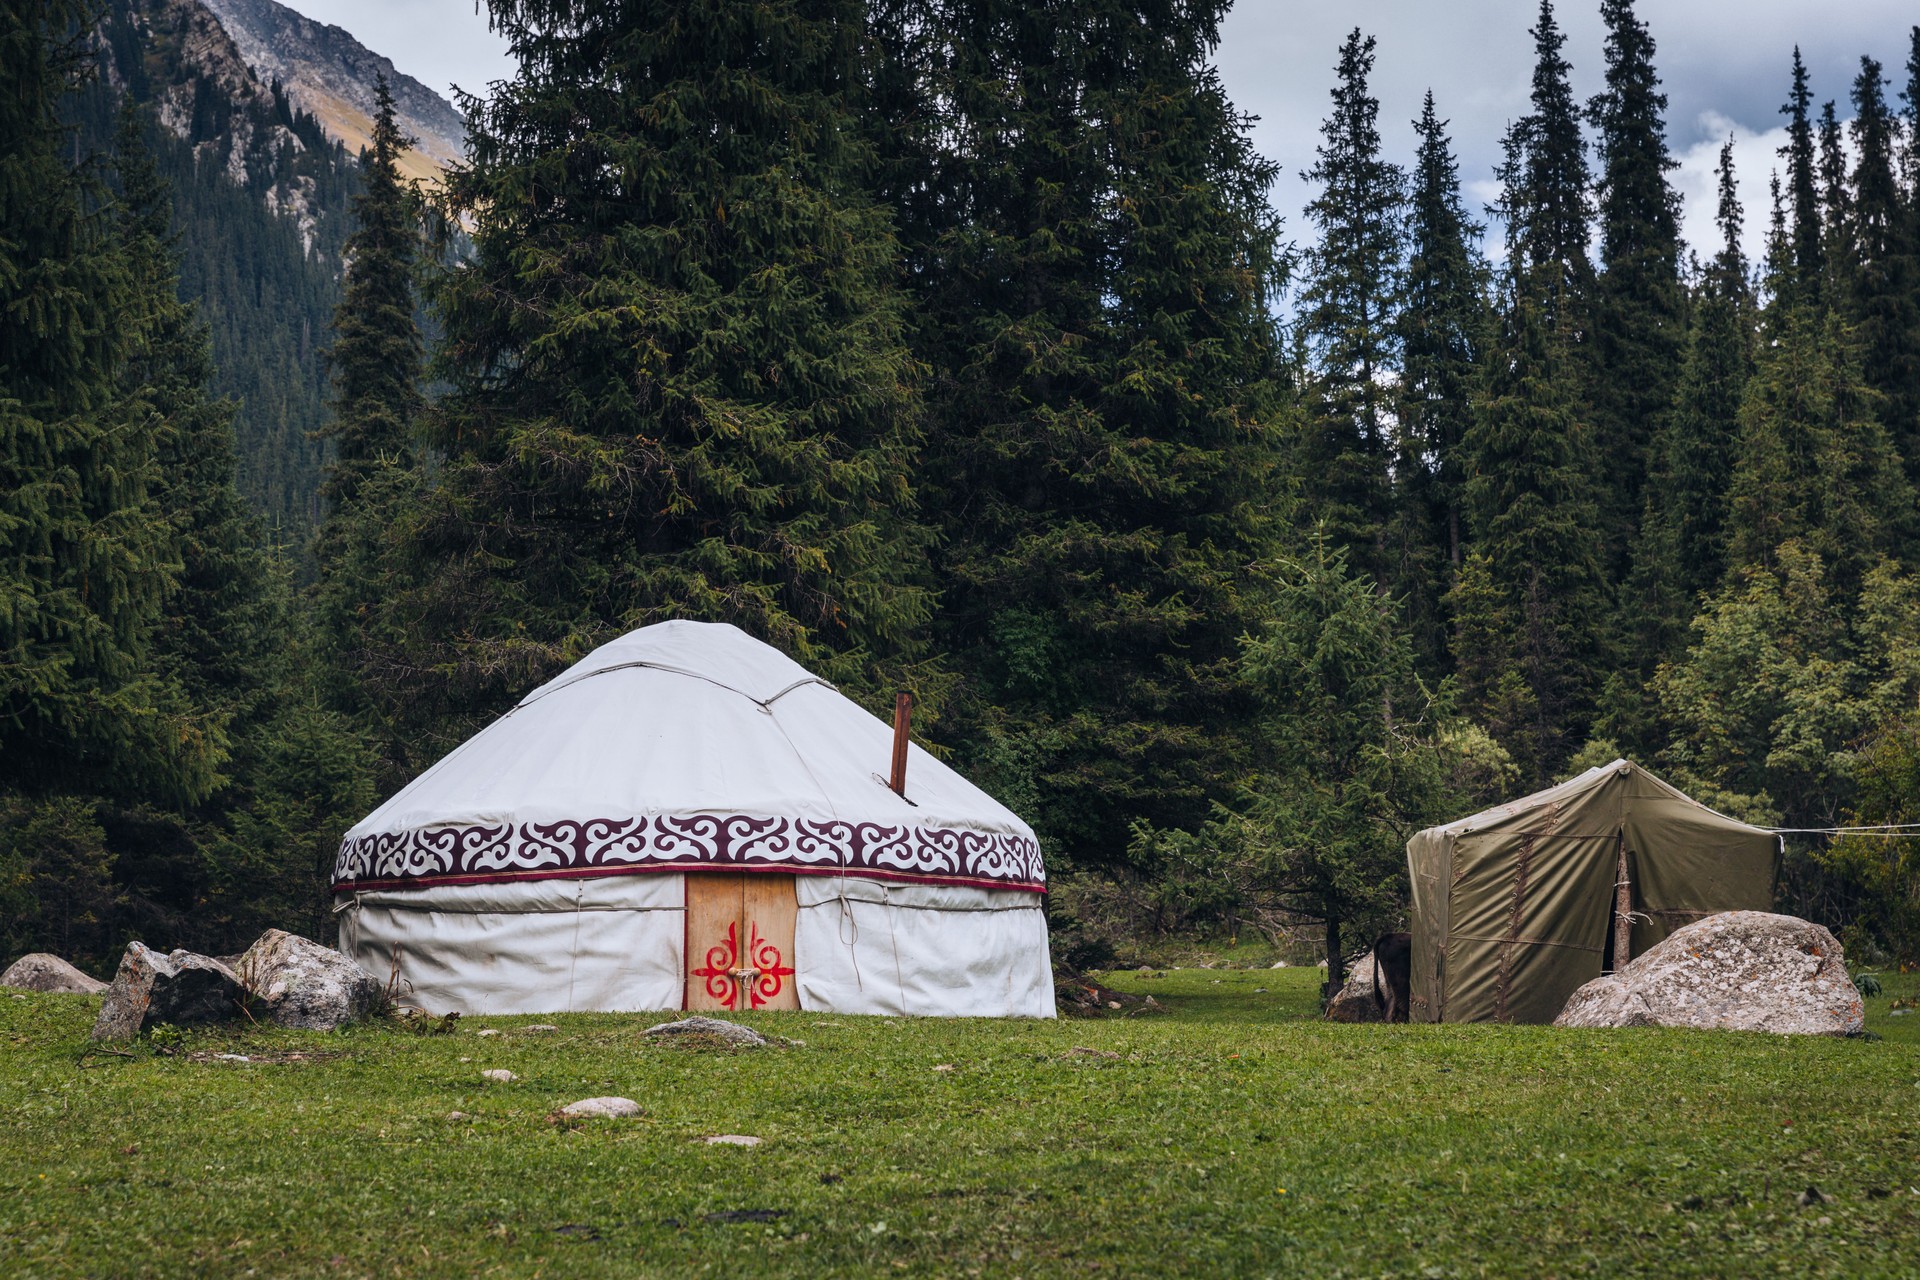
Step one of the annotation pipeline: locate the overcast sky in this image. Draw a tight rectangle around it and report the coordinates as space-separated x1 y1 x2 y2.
286 0 1915 269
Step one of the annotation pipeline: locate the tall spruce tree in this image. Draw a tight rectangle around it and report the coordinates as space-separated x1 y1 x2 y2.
1296 29 1404 584
314 75 425 763
1587 0 1683 562
1843 57 1920 476
1904 27 1920 202
1780 48 1825 304
1393 91 1488 671
397 0 934 751
1453 0 1611 784
316 77 421 534
1628 140 1753 670
0 0 208 804
1818 99 1852 296
1452 291 1612 785
899 0 1289 868
1499 0 1595 340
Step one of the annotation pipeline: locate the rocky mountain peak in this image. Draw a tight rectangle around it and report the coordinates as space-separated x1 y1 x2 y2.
198 0 466 183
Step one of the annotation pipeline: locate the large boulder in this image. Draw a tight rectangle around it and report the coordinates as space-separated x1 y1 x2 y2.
90 943 247 1040
1 953 107 995
235 929 383 1031
1325 954 1385 1023
1554 911 1864 1036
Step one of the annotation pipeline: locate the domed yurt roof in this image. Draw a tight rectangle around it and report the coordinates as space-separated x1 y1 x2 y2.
331 621 1045 895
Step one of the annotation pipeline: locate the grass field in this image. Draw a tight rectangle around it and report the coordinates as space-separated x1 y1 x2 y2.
2 966 1917 1278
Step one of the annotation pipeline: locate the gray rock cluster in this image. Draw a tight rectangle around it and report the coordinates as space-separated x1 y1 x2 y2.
1554 911 1865 1036
67 930 385 1041
233 929 382 1031
90 944 247 1039
0 953 109 995
1324 954 1385 1024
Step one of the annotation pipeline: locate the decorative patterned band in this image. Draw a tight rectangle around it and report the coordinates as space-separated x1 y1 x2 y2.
330 813 1047 894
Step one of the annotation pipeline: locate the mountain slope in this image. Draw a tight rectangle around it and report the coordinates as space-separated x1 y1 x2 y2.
199 0 465 183
91 0 360 543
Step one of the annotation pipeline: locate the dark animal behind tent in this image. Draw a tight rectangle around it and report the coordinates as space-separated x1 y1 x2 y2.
1405 760 1780 1024
1372 932 1411 1022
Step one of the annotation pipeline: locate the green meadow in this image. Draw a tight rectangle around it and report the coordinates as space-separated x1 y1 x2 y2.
3 967 1916 1279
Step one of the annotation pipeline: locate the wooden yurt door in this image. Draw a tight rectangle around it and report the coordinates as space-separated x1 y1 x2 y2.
685 874 800 1012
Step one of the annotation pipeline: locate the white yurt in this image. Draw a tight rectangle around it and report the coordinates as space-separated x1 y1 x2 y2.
332 621 1053 1017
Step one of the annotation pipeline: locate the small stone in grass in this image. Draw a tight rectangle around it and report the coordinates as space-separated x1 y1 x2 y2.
644 1016 767 1047
932 1063 956 1072
447 1111 470 1121
560 1097 641 1118
705 1134 762 1146
523 1024 559 1033
215 1053 250 1063
476 1028 501 1037
482 1069 517 1084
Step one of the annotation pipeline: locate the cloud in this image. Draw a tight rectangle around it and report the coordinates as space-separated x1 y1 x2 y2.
1670 112 1789 270
1220 0 1914 263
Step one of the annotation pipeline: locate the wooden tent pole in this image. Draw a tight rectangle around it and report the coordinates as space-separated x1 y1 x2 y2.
1611 832 1632 973
888 693 912 797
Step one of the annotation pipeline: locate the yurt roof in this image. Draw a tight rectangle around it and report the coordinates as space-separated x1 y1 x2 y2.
333 621 1044 894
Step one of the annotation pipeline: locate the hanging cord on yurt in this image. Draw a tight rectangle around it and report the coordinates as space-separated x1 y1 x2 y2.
566 882 584 1013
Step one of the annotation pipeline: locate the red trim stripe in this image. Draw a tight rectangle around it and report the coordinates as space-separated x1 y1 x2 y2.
332 860 1047 896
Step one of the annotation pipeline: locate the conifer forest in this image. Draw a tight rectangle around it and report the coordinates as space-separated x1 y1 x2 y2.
7 0 1920 983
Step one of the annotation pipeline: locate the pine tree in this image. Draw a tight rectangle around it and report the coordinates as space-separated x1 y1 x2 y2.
1842 57 1920 474
1392 91 1488 671
1296 29 1404 583
1724 308 1914 596
899 0 1290 868
1232 531 1447 990
1499 0 1595 339
1587 0 1683 561
1454 0 1611 784
1818 99 1852 296
399 0 934 750
0 0 207 804
1629 140 1753 667
1452 290 1612 785
316 76 421 534
1904 27 1920 202
314 75 425 759
112 103 276 737
1779 48 1824 304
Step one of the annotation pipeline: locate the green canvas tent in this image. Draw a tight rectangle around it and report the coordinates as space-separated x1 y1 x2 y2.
1406 760 1781 1024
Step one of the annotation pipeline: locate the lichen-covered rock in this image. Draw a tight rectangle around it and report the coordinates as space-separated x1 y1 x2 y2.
642 1016 767 1047
235 929 382 1031
90 943 246 1040
1324 955 1384 1024
1554 911 1863 1036
1 953 107 995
